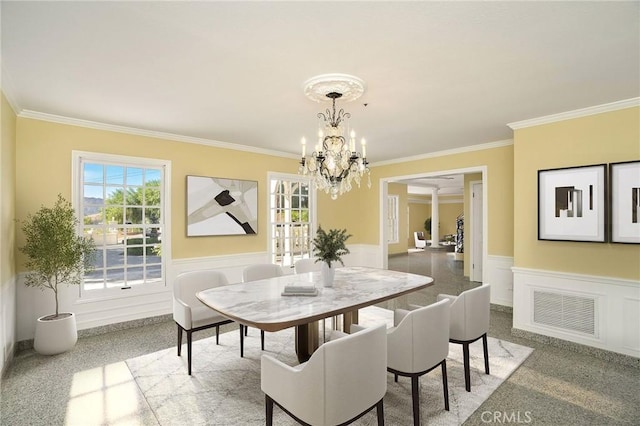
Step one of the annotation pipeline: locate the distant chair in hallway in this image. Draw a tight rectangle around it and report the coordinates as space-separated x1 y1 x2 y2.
241 263 284 357
173 269 234 375
413 232 427 249
437 285 491 392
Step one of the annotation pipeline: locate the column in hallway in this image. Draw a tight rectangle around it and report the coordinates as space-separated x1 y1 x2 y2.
431 187 440 248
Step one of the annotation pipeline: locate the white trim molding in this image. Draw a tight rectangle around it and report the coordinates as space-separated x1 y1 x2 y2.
371 139 513 168
512 267 640 358
486 255 514 307
507 97 640 129
21 110 298 160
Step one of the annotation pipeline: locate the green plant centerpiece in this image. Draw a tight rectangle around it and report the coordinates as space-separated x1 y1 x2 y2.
311 226 351 287
19 194 95 354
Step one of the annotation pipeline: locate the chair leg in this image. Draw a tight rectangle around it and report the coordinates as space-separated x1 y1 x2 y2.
463 342 471 392
441 360 450 411
411 375 420 426
483 333 490 375
265 394 274 426
187 330 193 376
245 326 248 336
215 325 220 345
394 373 398 383
177 324 182 356
239 325 244 357
261 330 265 351
376 399 385 426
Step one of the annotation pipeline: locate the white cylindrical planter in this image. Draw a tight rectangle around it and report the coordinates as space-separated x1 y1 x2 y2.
321 263 335 287
34 312 78 355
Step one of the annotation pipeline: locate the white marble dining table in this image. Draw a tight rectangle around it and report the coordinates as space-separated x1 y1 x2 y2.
197 266 433 362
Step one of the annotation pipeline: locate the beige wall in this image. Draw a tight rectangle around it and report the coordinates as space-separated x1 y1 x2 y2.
513 106 640 280
14 118 307 268
409 199 429 244
355 144 514 257
1 94 16 287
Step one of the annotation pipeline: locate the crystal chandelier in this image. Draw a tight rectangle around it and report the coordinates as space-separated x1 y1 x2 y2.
298 74 371 200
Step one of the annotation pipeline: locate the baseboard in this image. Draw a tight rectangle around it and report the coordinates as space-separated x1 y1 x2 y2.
16 313 174 353
512 327 640 369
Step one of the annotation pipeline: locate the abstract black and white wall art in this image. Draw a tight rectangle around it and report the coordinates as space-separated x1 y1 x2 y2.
186 176 258 236
610 160 640 244
538 164 607 242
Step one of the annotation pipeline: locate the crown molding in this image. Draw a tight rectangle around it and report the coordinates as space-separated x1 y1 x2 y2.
507 97 640 130
17 110 299 160
371 139 513 167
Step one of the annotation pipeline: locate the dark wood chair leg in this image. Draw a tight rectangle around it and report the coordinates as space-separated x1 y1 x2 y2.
177 324 182 356
482 333 490 375
411 375 420 426
376 399 385 426
239 325 244 357
265 394 274 426
463 342 471 392
245 326 248 336
215 325 220 345
394 373 398 383
261 330 265 351
441 360 450 411
187 330 193 375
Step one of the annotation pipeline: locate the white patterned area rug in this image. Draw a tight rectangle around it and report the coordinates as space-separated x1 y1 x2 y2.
126 307 532 425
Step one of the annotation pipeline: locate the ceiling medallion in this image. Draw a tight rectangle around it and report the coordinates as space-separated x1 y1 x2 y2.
299 74 370 200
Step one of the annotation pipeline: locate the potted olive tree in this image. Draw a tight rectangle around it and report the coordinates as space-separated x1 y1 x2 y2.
311 226 351 287
19 194 95 355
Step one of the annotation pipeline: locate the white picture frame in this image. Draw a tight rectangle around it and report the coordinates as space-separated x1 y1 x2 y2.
186 175 258 236
538 164 607 242
610 160 640 244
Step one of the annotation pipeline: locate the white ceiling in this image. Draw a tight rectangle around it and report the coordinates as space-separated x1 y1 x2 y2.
2 1 638 164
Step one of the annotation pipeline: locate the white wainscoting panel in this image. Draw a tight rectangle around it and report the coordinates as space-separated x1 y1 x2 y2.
1 275 16 376
513 267 640 358
486 255 514 307
14 245 383 342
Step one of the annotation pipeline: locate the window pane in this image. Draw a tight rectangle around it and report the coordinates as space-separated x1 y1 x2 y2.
78 155 165 295
145 187 161 207
126 167 144 186
146 169 162 183
106 166 124 185
83 163 103 184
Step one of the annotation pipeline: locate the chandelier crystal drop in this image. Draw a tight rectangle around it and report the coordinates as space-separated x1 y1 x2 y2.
298 74 370 200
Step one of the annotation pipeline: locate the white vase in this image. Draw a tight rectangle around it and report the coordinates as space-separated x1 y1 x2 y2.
321 263 335 287
34 312 78 355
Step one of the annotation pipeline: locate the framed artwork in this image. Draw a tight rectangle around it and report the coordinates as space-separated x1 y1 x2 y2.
186 175 258 236
610 160 640 244
538 164 607 242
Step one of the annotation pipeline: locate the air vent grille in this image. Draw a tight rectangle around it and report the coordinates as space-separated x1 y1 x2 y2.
533 290 596 336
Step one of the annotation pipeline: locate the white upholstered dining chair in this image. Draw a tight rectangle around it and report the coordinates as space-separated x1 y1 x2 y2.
261 323 388 426
437 284 491 392
173 269 234 375
352 299 450 426
241 263 284 357
294 258 321 273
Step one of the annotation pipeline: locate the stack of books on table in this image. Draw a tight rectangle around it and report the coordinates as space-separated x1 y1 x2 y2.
281 284 318 297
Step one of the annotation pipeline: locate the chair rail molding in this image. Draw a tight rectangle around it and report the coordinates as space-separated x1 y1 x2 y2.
512 267 640 358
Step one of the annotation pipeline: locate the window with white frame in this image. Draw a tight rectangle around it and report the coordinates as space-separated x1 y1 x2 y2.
73 151 169 297
269 173 315 268
387 195 399 244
